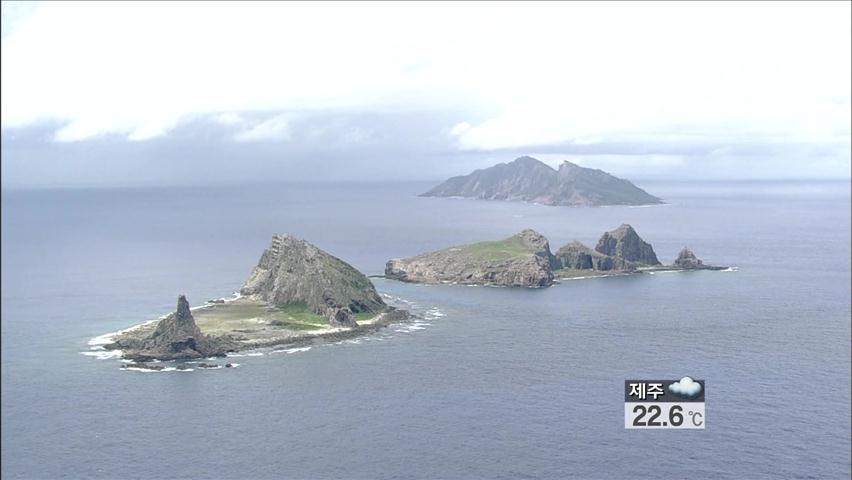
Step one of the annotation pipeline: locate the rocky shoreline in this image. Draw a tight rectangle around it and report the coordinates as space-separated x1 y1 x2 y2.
107 299 411 364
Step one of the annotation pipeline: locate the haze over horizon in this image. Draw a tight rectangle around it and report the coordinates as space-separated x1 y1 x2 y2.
1 1 850 188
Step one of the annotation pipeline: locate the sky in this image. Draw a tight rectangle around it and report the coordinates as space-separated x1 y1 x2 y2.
1 1 850 187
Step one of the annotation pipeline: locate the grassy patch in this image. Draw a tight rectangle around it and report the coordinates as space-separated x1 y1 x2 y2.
271 301 328 329
458 236 531 260
193 299 387 334
194 299 328 334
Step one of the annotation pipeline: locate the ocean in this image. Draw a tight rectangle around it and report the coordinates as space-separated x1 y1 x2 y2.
1 180 850 479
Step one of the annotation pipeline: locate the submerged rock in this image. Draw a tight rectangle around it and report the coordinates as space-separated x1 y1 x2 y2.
385 229 557 287
240 234 386 326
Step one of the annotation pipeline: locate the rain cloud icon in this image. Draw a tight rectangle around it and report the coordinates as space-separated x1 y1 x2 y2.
668 377 702 398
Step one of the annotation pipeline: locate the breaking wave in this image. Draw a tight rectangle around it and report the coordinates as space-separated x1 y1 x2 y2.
121 366 195 373
80 349 123 360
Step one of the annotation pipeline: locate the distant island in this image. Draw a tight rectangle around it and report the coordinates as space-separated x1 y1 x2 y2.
105 235 408 366
385 224 726 288
421 156 663 207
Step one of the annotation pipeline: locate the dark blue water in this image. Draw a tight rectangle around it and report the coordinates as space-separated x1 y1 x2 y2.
2 180 850 479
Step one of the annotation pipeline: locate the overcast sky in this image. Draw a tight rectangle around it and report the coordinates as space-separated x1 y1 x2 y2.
1 1 850 187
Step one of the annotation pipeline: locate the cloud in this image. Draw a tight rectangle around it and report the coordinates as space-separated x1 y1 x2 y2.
233 115 290 142
0 1 848 162
668 377 702 398
127 116 182 142
450 122 472 137
54 119 111 143
52 114 181 142
524 153 685 176
211 112 246 127
1 1 38 39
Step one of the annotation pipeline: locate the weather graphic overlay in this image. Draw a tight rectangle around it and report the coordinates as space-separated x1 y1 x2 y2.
625 378 705 429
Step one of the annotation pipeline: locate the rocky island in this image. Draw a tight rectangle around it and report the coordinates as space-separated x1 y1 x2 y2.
240 234 388 327
105 235 408 363
386 229 561 287
385 224 726 288
421 156 663 207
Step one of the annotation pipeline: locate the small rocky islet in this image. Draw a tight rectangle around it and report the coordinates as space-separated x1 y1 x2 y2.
385 224 726 288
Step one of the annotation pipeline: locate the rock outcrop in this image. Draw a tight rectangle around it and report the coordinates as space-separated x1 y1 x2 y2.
555 241 595 269
240 234 386 326
594 224 661 266
554 224 661 273
670 247 727 270
554 240 634 271
553 227 731 276
385 229 558 287
673 247 704 269
109 295 234 361
421 156 662 207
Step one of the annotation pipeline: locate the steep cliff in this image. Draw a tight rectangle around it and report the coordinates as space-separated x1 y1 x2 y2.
554 240 634 271
240 235 386 326
594 224 661 266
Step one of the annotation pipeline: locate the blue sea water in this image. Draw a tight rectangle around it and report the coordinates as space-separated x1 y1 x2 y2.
1 180 850 479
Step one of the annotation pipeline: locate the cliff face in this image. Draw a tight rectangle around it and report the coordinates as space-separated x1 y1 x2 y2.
554 241 634 271
594 224 661 266
240 235 386 326
421 156 662 207
110 295 233 361
385 229 558 287
554 224 660 272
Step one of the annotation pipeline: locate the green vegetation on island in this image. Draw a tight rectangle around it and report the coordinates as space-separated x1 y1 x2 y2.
461 235 534 260
105 235 407 362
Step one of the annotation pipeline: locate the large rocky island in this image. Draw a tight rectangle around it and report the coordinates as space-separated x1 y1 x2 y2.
386 224 725 288
105 235 408 363
421 156 662 207
240 234 387 327
386 229 561 287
